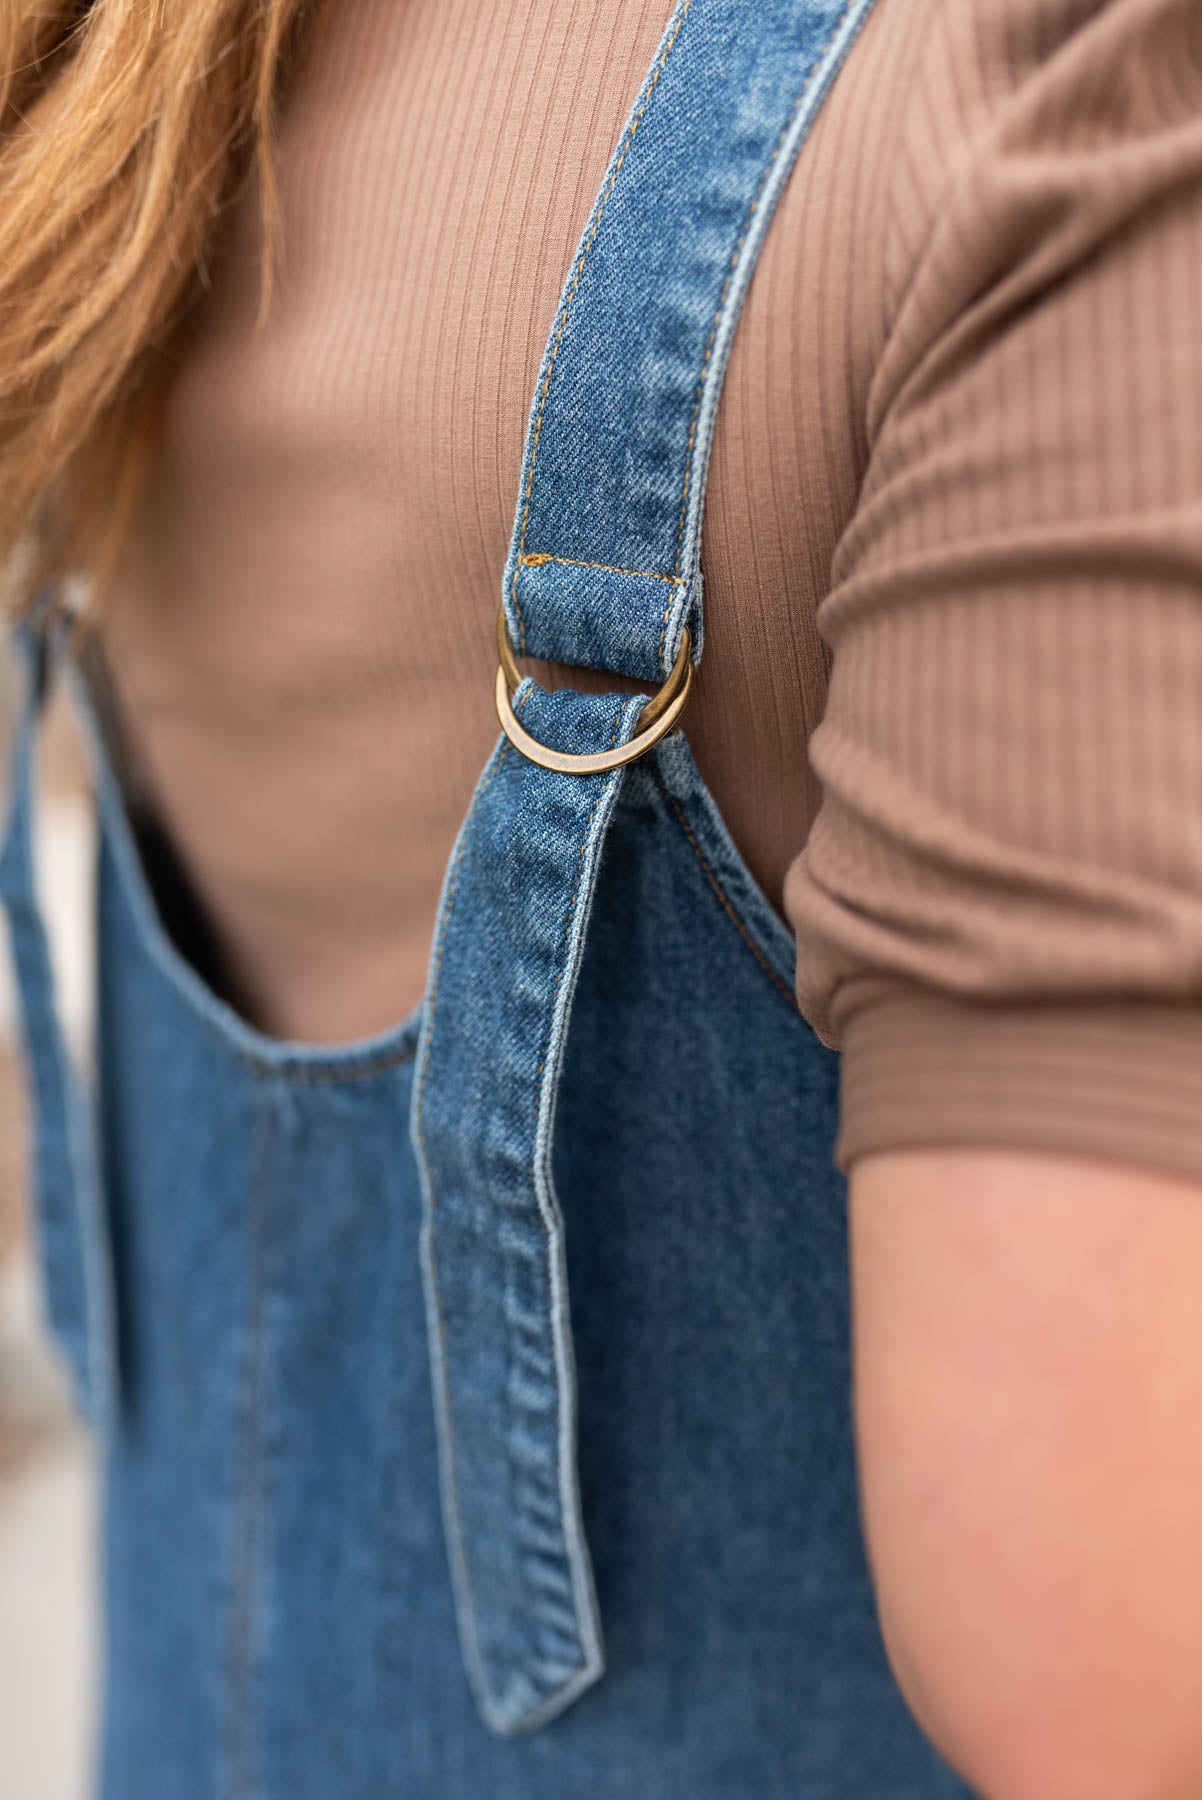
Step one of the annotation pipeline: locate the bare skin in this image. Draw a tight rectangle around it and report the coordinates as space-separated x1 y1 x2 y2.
851 1146 1202 1800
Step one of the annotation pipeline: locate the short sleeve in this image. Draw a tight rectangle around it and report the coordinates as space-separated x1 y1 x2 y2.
784 0 1202 1181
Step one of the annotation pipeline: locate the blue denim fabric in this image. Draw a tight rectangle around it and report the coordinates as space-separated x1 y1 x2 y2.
0 0 980 1792
502 0 880 680
6 659 969 1797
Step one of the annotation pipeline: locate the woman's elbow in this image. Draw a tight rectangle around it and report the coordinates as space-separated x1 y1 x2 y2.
872 1574 1202 1800
850 1145 1202 1800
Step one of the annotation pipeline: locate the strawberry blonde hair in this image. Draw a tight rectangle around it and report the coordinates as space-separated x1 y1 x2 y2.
0 0 317 608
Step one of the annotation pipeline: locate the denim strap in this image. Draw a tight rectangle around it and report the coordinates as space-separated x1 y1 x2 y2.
413 0 879 1736
0 620 117 1429
501 0 879 683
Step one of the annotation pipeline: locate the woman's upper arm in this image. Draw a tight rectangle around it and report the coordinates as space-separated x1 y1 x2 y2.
779 2 1202 1790
784 0 1202 1183
851 1145 1202 1800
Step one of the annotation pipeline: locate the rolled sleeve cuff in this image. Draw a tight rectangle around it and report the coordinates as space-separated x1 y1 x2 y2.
835 986 1202 1186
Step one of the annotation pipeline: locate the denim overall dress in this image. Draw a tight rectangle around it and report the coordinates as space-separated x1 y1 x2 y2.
1 2 975 1794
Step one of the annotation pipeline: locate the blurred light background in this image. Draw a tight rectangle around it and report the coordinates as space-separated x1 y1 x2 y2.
0 639 100 1800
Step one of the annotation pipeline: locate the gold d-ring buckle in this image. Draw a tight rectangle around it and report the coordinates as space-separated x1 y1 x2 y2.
494 604 694 775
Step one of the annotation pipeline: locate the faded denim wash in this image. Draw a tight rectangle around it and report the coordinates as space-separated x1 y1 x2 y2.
2 1 976 1793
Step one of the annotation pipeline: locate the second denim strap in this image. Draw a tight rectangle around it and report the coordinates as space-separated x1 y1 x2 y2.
501 0 881 682
411 686 643 1736
0 624 118 1430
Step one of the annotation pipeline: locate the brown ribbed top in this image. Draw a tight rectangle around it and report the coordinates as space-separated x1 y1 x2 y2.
104 0 1202 1181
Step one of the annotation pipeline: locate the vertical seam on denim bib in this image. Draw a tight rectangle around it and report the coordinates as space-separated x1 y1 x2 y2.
659 0 858 670
562 761 614 951
512 0 695 654
223 1094 273 1800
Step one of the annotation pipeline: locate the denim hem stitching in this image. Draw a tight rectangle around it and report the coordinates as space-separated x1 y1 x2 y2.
221 1094 273 1800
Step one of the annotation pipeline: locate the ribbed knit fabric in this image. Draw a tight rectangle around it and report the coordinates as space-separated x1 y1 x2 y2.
103 0 1202 1182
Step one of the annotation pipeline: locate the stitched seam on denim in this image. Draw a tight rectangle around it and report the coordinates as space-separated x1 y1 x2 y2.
562 736 620 953
223 1095 272 1800
658 0 858 669
512 0 694 655
658 775 797 1007
233 1039 418 1085
518 552 686 586
413 738 513 1713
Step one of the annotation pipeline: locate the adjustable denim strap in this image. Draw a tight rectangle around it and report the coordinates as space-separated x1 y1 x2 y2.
0 619 117 1429
412 0 879 1736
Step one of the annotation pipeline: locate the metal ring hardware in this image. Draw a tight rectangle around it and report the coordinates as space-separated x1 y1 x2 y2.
494 604 694 775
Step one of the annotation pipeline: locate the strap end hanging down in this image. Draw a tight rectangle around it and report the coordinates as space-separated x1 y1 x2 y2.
411 688 645 1735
